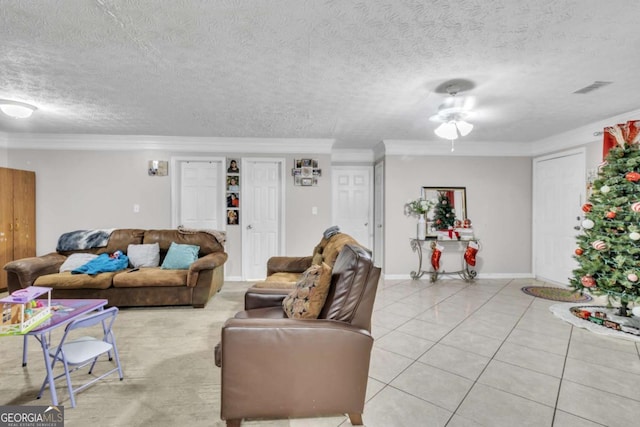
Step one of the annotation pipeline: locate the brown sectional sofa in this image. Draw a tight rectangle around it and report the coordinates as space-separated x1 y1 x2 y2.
245 231 365 309
3 229 228 308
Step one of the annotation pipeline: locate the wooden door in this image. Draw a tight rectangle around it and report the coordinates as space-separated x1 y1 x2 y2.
0 168 13 290
12 170 36 260
0 168 36 290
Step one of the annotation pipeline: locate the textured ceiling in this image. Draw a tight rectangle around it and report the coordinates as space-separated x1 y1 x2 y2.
0 0 639 150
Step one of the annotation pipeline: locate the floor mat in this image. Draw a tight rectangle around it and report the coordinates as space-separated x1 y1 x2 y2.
521 286 592 302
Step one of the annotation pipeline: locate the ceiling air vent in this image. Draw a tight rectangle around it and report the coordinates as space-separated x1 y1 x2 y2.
573 81 612 94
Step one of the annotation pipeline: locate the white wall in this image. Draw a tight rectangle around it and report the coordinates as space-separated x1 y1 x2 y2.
383 155 533 277
0 133 7 167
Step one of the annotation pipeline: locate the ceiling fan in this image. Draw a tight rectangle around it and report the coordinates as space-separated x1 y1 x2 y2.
429 79 477 141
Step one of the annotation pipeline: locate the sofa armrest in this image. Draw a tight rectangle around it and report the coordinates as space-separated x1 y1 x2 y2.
266 256 312 276
3 253 67 292
190 252 228 272
186 252 228 288
244 287 290 310
219 318 373 420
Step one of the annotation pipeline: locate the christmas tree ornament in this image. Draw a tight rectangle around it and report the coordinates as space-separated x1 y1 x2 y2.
582 203 592 212
582 219 595 229
464 241 479 266
581 275 596 287
606 210 617 219
592 240 607 250
600 185 611 194
630 232 640 241
628 273 638 282
626 171 640 182
632 202 640 212
575 248 583 256
431 243 443 271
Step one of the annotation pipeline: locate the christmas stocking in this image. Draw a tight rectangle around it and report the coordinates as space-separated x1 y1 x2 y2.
464 241 479 266
431 244 443 271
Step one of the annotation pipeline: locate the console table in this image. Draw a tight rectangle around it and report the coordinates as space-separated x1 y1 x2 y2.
410 238 479 282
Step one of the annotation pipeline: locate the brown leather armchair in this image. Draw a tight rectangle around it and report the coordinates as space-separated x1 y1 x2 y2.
215 244 381 426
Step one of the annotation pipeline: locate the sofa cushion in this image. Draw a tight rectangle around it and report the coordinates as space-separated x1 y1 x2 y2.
161 242 199 269
127 243 160 268
252 280 297 289
34 271 116 290
113 267 188 288
282 263 331 319
264 272 301 283
59 253 98 273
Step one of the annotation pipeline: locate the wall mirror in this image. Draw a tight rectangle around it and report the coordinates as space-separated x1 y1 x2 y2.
422 187 467 221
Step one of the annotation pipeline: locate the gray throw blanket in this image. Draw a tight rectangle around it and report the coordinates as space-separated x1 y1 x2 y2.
56 229 115 252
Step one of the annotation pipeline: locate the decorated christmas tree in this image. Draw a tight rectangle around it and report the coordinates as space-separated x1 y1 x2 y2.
432 191 456 229
570 121 640 315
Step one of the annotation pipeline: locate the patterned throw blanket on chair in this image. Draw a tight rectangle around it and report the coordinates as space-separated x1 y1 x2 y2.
56 229 115 251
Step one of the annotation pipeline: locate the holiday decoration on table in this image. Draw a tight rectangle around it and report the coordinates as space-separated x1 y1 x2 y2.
571 119 640 316
431 242 443 271
432 190 456 229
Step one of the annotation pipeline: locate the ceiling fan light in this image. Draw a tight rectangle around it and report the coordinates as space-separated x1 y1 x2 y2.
0 100 37 119
456 120 474 136
435 121 458 140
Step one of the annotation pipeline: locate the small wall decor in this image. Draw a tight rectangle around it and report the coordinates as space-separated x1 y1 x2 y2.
292 159 321 186
226 158 240 225
148 160 168 176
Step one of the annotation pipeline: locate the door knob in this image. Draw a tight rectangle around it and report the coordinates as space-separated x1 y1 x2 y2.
364 222 368 227
574 226 581 230
247 224 253 230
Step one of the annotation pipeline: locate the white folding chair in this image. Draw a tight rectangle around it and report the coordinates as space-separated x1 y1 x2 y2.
38 306 124 407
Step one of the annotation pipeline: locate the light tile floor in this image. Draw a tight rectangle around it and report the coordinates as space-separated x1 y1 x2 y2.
2 277 640 426
365 277 640 427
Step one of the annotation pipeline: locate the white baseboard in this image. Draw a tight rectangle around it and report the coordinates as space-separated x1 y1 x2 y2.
382 273 535 281
224 276 244 282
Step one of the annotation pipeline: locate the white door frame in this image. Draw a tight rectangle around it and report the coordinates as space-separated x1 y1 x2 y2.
241 157 286 280
532 147 585 283
170 156 226 229
374 161 384 270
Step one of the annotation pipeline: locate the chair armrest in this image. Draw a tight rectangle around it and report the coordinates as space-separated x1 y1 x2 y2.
244 287 290 310
220 318 373 420
3 253 67 292
266 256 312 276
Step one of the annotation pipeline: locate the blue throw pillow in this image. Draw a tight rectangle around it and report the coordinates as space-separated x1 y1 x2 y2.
161 242 200 269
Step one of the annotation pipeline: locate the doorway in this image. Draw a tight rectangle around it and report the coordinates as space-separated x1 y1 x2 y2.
241 158 285 280
332 165 373 250
533 149 585 285
171 157 225 230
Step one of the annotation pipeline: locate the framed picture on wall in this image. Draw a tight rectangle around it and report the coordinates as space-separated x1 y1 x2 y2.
227 159 239 174
227 209 238 225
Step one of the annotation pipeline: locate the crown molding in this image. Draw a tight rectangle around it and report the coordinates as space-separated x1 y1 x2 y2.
531 107 640 157
331 148 375 163
383 139 533 157
5 133 336 154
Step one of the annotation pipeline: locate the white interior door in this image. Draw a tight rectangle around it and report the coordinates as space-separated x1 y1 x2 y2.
374 161 384 269
242 158 284 280
171 158 225 229
332 166 373 250
533 149 585 285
